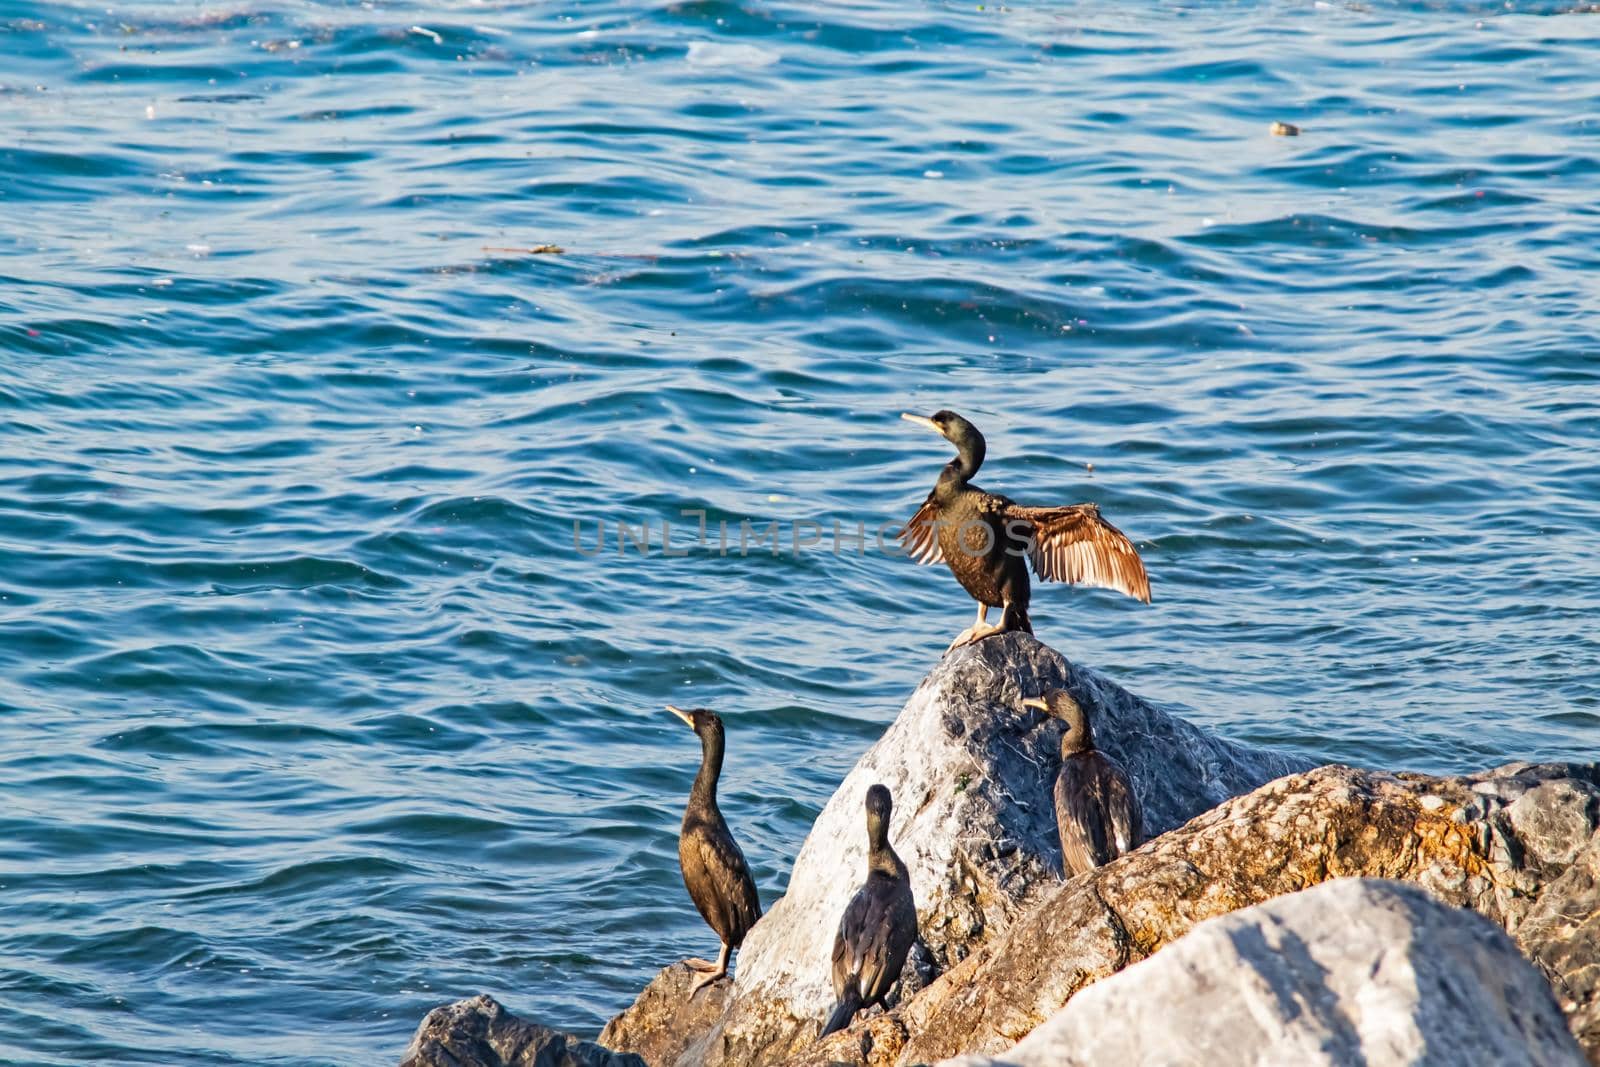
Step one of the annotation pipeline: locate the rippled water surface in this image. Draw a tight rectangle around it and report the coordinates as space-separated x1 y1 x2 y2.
2 0 1598 1061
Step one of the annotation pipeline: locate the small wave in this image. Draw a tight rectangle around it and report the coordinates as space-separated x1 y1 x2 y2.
685 40 780 68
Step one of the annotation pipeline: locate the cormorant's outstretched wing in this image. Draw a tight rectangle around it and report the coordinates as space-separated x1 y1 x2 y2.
899 491 944 566
1002 503 1151 603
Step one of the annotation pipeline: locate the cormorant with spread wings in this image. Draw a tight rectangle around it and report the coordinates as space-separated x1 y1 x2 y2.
899 410 1151 650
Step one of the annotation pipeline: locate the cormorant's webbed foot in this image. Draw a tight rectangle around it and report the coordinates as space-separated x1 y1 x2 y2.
686 943 733 999
683 957 719 972
946 624 979 652
688 967 728 999
948 622 1006 650
947 604 996 652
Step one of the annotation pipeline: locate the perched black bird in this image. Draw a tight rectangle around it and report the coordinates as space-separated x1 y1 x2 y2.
666 705 762 998
899 411 1151 650
820 784 918 1038
1022 690 1144 877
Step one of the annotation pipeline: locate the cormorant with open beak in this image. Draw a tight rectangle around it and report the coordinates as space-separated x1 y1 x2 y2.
900 410 1151 650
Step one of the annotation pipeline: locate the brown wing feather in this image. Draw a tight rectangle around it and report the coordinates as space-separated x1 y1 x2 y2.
1004 503 1151 603
681 821 762 946
830 911 851 999
899 491 944 566
1056 753 1144 876
1099 757 1144 858
833 873 917 1006
1055 758 1110 877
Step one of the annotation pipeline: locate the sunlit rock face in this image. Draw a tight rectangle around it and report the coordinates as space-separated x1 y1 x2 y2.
886 761 1600 1067
936 878 1587 1067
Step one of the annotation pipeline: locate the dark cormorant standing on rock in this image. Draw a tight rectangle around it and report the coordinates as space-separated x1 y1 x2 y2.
666 704 762 998
900 411 1151 650
1022 690 1144 877
820 784 917 1038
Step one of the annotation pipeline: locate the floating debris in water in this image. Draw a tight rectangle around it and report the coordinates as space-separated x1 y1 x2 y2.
410 25 444 46
483 244 565 254
1271 121 1302 136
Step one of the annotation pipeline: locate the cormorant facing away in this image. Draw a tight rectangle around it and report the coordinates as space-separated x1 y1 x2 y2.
899 411 1151 650
666 705 762 998
1021 690 1144 877
820 784 918 1038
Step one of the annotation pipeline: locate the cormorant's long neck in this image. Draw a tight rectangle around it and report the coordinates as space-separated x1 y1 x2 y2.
866 818 905 879
1060 719 1093 759
950 429 985 483
691 731 724 811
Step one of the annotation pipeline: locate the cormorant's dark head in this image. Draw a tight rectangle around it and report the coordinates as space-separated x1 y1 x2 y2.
901 409 986 477
1021 690 1092 751
864 782 894 843
900 409 979 445
666 704 724 743
865 783 893 820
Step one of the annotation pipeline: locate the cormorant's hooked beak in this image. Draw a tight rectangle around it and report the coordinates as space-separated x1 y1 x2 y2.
665 704 694 727
1019 697 1050 712
900 412 941 434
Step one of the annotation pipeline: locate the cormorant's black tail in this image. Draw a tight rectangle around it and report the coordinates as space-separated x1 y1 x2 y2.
1002 602 1033 635
819 978 862 1038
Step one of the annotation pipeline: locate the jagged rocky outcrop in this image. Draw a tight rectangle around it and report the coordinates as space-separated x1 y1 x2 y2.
400 994 645 1067
868 760 1600 1066
602 633 1314 1066
399 636 1600 1067
938 878 1587 1067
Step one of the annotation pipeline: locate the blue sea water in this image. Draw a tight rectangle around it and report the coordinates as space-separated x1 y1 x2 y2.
1 0 1597 1062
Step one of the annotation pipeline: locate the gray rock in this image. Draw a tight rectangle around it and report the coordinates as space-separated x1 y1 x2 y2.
1518 833 1600 1054
597 962 732 1066
889 762 1600 1067
604 633 1314 1066
939 879 1586 1067
400 994 645 1067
